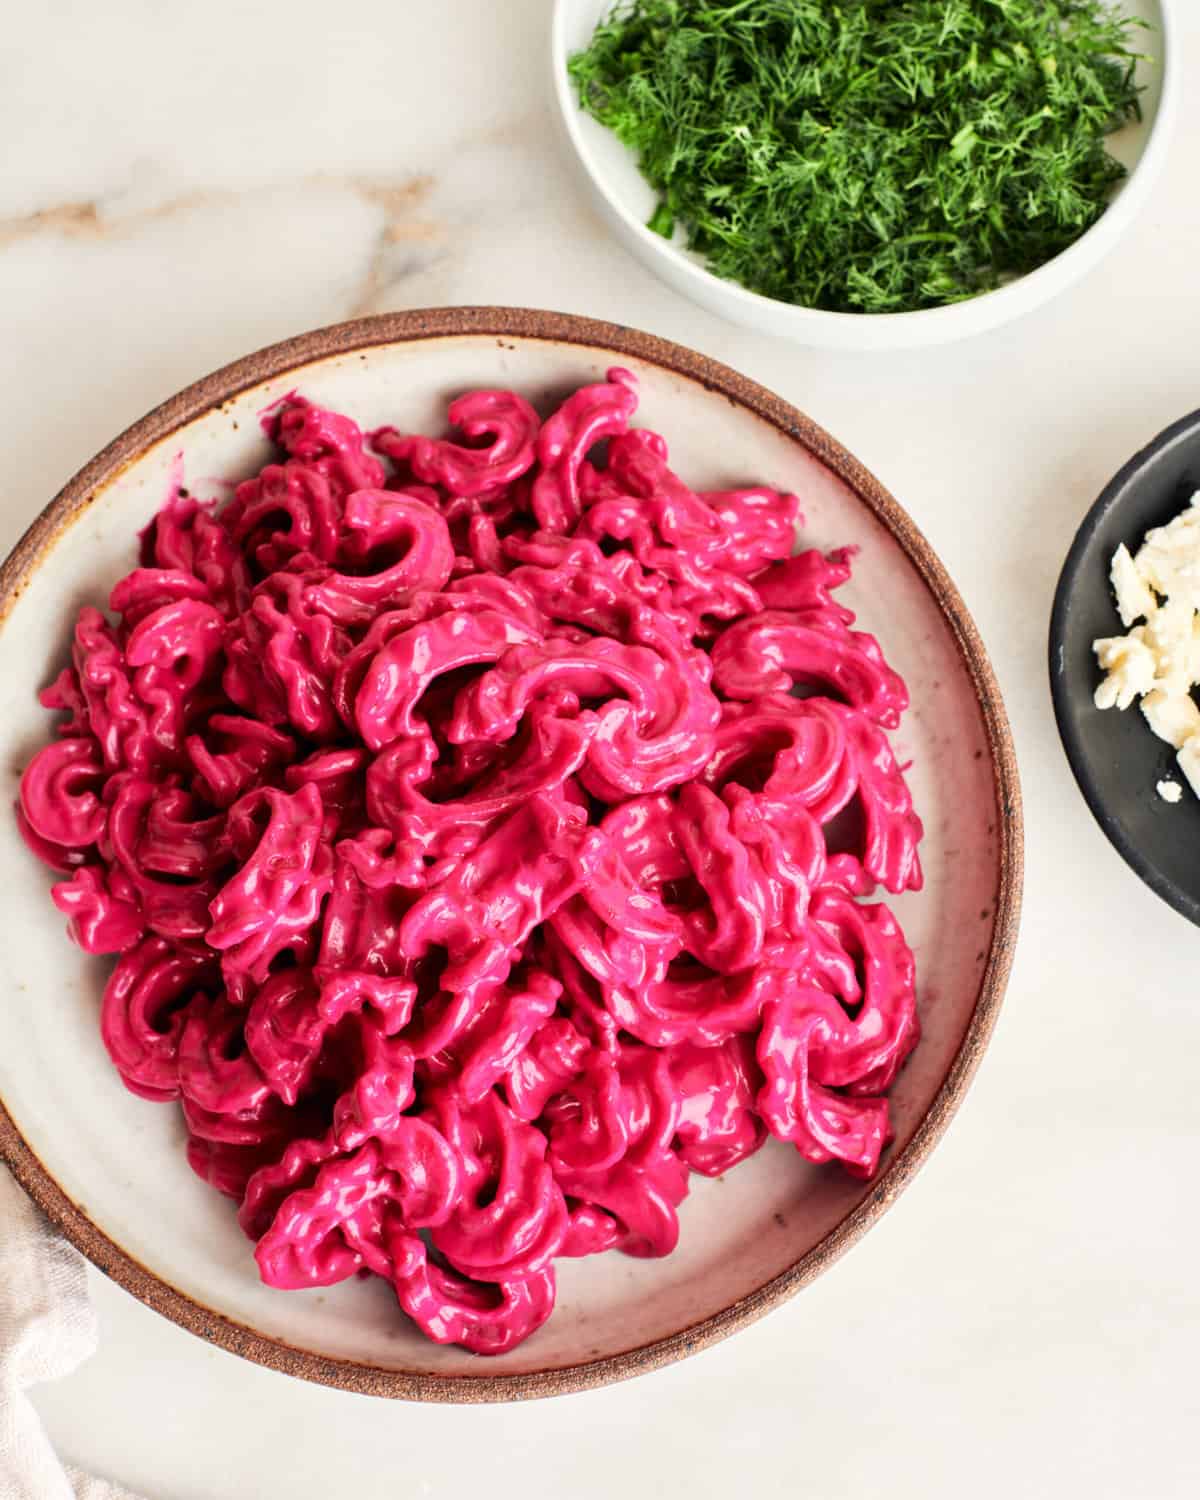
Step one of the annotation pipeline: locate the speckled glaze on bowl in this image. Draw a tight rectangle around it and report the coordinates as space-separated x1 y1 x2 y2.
553 0 1175 351
0 309 1021 1401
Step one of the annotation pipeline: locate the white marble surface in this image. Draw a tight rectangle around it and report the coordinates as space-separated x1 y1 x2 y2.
4 2 1200 1496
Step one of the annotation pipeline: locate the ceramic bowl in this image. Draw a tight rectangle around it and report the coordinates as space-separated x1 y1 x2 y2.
1050 408 1200 925
551 0 1176 351
0 308 1021 1400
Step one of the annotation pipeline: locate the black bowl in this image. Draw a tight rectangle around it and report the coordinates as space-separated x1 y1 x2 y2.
1050 407 1200 926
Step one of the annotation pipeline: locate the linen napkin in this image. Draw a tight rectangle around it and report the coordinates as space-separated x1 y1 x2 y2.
0 1167 146 1500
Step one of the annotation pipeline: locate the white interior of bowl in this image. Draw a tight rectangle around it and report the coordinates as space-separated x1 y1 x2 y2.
0 335 1001 1379
553 0 1172 349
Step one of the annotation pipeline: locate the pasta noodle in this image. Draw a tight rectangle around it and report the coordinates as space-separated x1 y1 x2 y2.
17 371 923 1354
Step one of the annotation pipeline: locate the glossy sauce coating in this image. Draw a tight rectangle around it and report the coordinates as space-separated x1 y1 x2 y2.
18 373 922 1354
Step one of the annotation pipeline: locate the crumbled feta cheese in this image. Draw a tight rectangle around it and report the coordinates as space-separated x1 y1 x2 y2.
1135 499 1200 612
1141 690 1200 749
1110 542 1156 626
1093 491 1200 806
1093 630 1157 710
1178 740 1200 803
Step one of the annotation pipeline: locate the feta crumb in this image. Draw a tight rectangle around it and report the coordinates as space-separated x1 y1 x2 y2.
1093 631 1157 710
1141 690 1200 749
1178 740 1200 803
1136 509 1200 611
1110 543 1156 626
1157 779 1184 803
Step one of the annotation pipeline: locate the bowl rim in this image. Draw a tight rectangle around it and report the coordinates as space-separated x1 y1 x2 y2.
550 0 1177 339
0 306 1023 1402
1049 404 1200 927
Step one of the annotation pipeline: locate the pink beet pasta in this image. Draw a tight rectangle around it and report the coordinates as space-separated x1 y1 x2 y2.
18 371 922 1355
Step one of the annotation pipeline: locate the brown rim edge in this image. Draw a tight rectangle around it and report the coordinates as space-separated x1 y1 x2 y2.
0 307 1023 1403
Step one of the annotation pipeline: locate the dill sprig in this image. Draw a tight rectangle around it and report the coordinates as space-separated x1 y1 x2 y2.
569 0 1145 314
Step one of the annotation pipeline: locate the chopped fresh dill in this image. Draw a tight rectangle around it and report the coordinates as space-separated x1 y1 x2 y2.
569 0 1146 315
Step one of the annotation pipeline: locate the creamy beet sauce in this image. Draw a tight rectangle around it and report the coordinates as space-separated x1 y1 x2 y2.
18 371 921 1353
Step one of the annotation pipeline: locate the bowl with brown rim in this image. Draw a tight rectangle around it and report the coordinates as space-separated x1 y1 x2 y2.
0 308 1021 1400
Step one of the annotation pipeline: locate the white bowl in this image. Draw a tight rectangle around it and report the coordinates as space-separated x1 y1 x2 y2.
552 0 1176 351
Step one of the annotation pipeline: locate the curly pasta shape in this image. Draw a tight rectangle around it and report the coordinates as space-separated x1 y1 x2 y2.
18 374 922 1354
